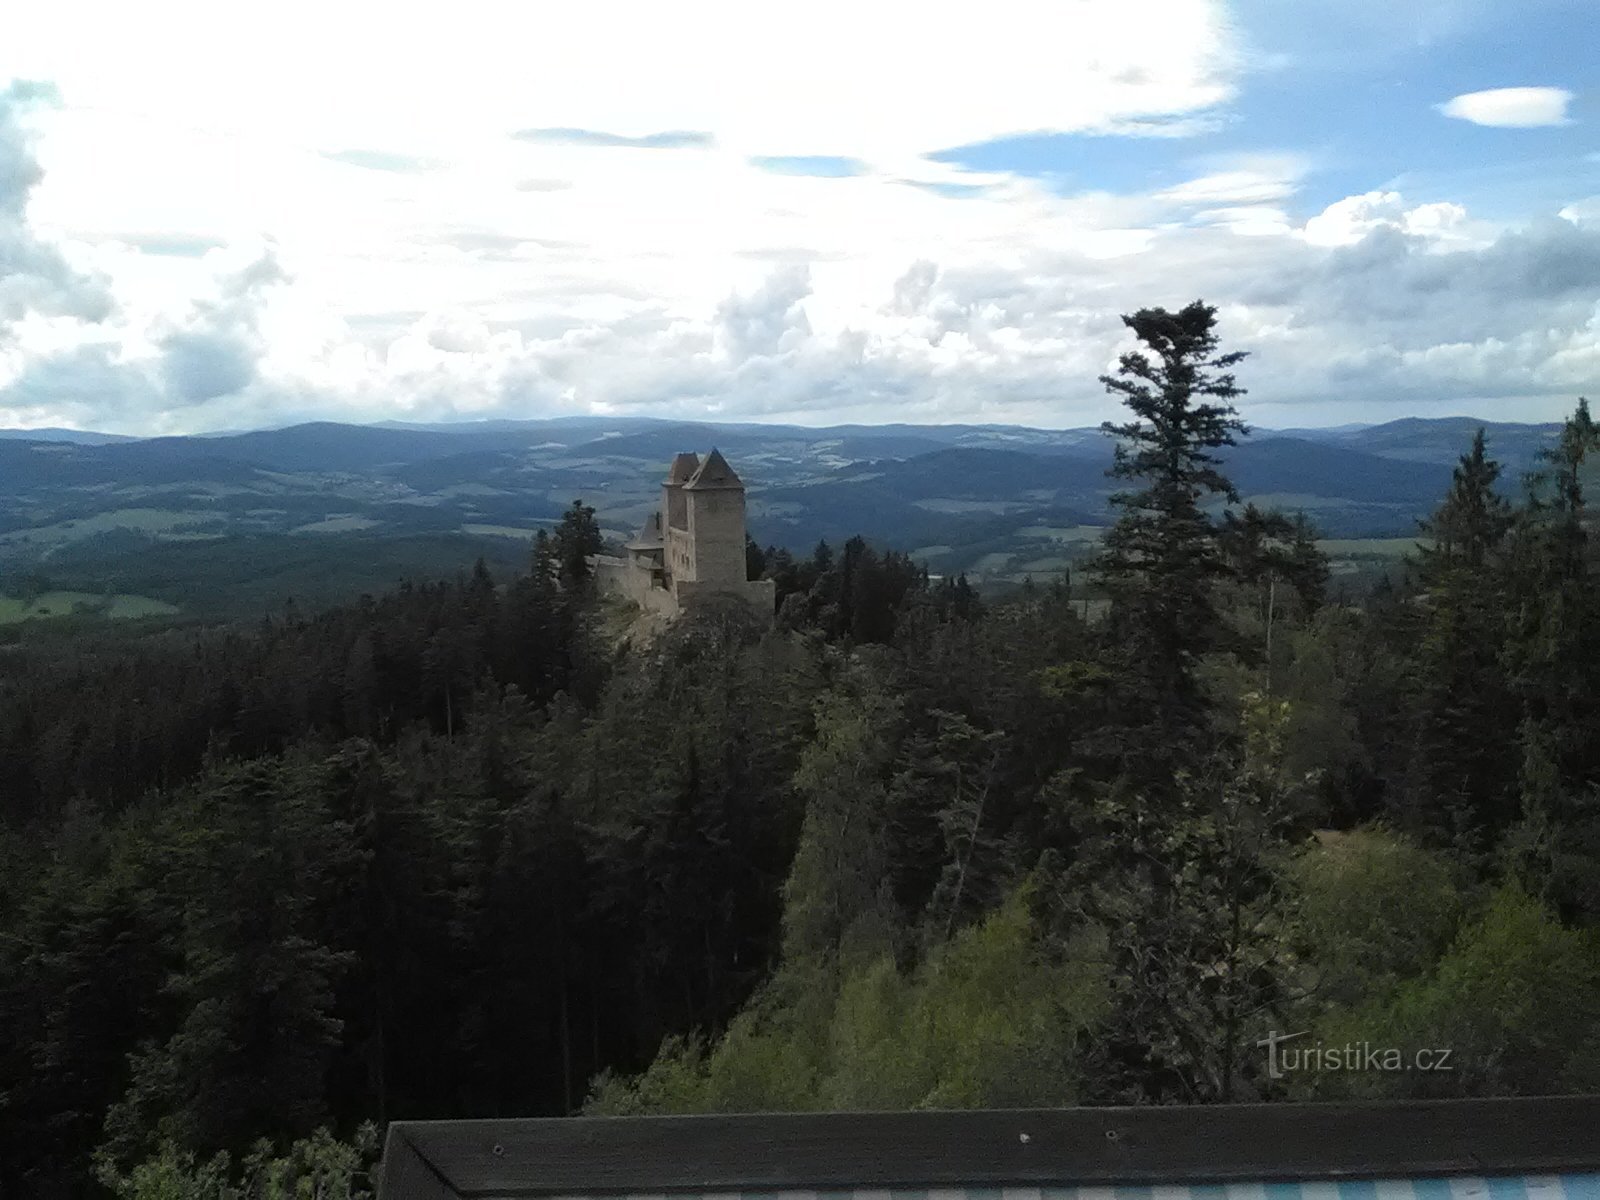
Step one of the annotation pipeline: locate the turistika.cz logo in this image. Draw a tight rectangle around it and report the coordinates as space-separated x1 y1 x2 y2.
1255 1030 1455 1080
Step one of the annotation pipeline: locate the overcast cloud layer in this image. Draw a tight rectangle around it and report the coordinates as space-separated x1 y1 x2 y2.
0 0 1595 434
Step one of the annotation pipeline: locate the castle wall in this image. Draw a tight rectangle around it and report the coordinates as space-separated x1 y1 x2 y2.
665 524 693 584
595 554 679 617
592 556 630 592
684 488 748 587
664 482 689 531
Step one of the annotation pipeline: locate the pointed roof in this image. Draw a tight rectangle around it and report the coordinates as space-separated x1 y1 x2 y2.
627 509 664 549
683 447 744 490
666 452 701 484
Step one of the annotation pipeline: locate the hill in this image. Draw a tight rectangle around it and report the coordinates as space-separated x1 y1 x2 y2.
0 414 1560 618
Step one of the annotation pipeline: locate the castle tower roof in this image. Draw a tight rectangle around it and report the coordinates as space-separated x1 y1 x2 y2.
683 447 744 490
666 452 701 484
627 510 664 549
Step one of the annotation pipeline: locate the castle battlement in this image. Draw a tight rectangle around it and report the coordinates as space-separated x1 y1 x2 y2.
595 449 775 623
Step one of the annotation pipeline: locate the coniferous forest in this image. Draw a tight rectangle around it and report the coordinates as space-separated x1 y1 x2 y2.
4 303 1600 1197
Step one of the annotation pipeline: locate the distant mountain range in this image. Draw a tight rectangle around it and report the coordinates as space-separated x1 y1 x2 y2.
0 412 1557 463
0 415 1565 618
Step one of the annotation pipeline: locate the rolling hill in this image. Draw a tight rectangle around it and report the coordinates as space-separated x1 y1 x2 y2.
0 414 1563 619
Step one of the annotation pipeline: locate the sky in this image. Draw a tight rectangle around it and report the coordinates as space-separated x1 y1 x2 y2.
0 0 1596 435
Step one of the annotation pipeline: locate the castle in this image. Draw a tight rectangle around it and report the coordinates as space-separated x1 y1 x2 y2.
594 449 776 622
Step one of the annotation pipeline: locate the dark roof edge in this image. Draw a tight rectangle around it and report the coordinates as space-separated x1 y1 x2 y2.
383 1095 1600 1198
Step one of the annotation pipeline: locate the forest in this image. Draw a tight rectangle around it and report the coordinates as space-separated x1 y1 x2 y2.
3 302 1599 1197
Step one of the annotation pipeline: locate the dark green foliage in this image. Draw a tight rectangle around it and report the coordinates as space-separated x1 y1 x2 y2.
100 756 360 1166
95 1124 379 1199
1407 430 1518 849
1501 400 1600 917
769 535 926 644
551 499 604 587
1295 884 1600 1099
1091 301 1249 774
6 323 1600 1192
1048 694 1306 1104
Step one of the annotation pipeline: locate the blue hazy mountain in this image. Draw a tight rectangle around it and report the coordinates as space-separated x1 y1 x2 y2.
0 415 1563 615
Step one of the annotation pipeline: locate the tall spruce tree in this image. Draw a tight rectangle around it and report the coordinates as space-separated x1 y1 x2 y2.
1504 400 1600 917
1409 429 1517 849
552 500 604 588
1092 300 1249 773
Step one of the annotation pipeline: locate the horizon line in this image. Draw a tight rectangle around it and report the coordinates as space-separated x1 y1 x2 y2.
0 412 1570 442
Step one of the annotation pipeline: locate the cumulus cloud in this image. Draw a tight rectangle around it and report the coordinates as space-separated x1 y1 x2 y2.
0 80 113 338
0 241 288 426
1301 191 1476 247
1437 86 1574 128
887 260 939 318
10 1 1237 162
154 244 288 404
0 3 1594 433
290 209 1600 428
1559 196 1600 226
716 265 813 360
0 340 163 430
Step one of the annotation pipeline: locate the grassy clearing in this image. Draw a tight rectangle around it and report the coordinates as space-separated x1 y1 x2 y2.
1017 556 1074 574
461 523 548 539
1016 524 1106 543
0 508 225 551
970 551 1017 576
912 499 1025 514
291 515 383 534
1316 538 1422 558
0 591 180 624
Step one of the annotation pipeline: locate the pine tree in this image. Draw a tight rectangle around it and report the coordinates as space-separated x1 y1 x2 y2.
1091 300 1249 774
1052 693 1302 1103
1503 400 1600 916
1409 429 1517 848
552 500 604 588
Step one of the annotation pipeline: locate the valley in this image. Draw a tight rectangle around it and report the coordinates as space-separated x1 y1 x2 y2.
0 414 1565 622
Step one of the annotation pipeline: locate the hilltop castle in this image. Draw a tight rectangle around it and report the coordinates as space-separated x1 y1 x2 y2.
595 449 776 622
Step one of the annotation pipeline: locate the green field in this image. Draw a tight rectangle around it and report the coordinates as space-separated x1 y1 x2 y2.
0 508 226 553
1016 524 1106 543
291 515 383 534
461 523 551 539
0 590 180 624
1316 537 1423 558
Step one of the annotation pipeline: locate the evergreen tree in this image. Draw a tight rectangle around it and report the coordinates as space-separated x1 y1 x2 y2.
1051 692 1303 1103
551 500 604 588
1504 400 1600 917
783 664 903 970
100 757 359 1171
1409 429 1518 848
1091 300 1249 777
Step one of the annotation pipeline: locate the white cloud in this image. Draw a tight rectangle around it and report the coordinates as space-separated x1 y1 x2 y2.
1155 155 1309 208
0 4 1593 433
0 81 113 339
1437 86 1574 128
1560 196 1600 226
1301 191 1484 249
1 0 1236 163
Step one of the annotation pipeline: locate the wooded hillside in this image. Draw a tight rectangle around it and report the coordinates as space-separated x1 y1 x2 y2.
4 305 1599 1198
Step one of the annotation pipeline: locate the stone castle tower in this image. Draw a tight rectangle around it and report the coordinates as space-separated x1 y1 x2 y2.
596 449 775 621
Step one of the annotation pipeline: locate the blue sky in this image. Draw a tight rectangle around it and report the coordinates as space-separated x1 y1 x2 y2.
933 0 1596 219
0 0 1594 434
